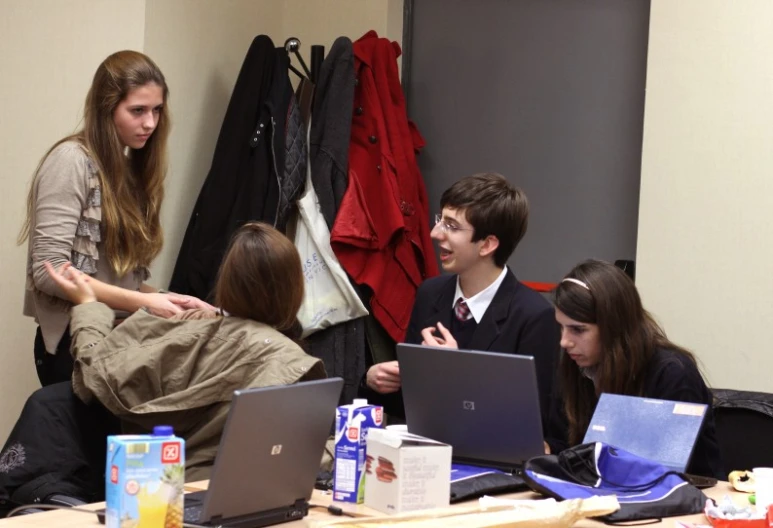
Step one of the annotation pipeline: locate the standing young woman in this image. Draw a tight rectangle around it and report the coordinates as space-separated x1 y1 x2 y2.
19 50 209 386
545 259 724 479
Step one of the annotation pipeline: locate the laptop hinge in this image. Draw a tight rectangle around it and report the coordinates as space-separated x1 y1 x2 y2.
452 456 521 475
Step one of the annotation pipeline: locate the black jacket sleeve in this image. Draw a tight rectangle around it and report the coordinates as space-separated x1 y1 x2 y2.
517 304 561 427
355 280 432 421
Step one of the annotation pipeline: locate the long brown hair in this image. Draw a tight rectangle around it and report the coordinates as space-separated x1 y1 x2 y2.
214 222 304 335
554 259 698 444
19 50 169 277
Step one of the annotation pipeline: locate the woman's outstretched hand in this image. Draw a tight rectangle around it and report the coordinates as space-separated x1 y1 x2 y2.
44 261 97 305
166 294 216 312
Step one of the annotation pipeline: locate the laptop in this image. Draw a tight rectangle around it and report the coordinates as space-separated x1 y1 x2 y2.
583 393 708 475
397 343 544 473
182 378 343 527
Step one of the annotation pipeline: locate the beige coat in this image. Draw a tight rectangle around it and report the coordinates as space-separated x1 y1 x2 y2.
69 303 326 481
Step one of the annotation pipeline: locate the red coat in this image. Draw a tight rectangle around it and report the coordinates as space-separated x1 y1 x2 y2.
331 31 439 343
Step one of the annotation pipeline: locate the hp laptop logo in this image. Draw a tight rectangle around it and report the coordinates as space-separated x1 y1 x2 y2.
463 401 475 411
271 444 283 455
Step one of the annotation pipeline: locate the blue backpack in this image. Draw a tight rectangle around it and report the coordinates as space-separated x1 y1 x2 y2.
522 443 707 523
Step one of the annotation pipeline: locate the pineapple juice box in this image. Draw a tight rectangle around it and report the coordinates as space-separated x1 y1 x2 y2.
333 399 383 503
105 426 185 528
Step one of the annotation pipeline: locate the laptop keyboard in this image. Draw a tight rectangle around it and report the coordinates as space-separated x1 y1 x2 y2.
184 491 206 523
184 504 203 523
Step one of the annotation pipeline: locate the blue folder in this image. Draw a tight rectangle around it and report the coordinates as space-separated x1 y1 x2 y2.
583 393 707 472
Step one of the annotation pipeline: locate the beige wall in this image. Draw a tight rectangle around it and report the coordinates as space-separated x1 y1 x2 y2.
143 0 284 285
279 0 402 61
0 0 400 441
0 0 146 441
638 0 773 390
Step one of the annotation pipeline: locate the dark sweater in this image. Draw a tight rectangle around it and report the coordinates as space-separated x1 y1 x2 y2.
544 348 724 479
449 309 478 350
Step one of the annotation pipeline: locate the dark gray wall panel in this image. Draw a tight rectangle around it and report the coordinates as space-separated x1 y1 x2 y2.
406 0 650 283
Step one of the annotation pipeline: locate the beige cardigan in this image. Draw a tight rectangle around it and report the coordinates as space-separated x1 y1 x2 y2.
23 141 146 352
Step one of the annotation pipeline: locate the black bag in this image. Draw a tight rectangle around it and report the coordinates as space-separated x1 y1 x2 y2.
522 442 707 523
449 464 528 503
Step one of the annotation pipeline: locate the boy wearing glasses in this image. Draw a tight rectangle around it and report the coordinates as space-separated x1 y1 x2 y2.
361 172 560 422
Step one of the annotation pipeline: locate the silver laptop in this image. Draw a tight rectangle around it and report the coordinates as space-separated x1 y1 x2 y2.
184 378 343 527
397 344 544 472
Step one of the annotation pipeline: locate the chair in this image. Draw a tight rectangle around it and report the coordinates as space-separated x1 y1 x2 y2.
713 388 773 471
0 382 120 518
6 494 86 517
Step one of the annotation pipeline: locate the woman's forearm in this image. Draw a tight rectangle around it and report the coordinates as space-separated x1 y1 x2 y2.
89 277 146 313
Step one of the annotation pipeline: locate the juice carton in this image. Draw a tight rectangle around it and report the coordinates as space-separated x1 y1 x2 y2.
105 425 185 528
333 399 384 503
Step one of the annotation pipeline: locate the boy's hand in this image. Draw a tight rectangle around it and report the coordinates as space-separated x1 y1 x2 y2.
420 322 458 349
366 361 401 393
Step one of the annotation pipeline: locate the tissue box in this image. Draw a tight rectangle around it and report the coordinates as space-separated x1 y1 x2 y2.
364 429 452 514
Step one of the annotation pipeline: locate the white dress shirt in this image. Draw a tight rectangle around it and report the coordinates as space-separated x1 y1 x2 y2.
452 266 509 323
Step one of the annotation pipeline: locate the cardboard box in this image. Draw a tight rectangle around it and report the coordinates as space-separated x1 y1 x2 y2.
333 399 384 503
105 432 185 528
364 428 452 514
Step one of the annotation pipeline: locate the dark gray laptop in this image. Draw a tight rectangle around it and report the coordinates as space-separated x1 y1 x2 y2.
397 344 544 472
183 378 343 527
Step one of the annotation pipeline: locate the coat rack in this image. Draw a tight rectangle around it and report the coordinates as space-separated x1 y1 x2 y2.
285 37 325 84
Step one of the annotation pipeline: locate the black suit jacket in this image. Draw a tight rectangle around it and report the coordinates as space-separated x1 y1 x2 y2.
362 270 560 423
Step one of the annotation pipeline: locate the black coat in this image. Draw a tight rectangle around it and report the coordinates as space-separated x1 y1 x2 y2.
303 37 368 406
170 35 293 300
309 36 355 231
361 270 561 422
0 383 120 516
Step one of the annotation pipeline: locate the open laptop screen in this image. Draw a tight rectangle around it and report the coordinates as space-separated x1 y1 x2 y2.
191 378 343 526
583 393 707 472
397 343 543 471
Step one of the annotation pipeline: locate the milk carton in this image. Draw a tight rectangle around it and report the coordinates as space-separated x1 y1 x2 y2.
105 425 185 528
333 399 384 503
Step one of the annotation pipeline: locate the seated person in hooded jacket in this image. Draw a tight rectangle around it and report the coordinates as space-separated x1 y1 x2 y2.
544 259 723 479
46 222 326 481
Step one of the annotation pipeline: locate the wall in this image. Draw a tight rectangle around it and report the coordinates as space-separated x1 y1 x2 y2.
0 0 399 442
280 0 400 57
638 0 773 390
0 0 146 443
143 0 284 285
406 0 649 283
